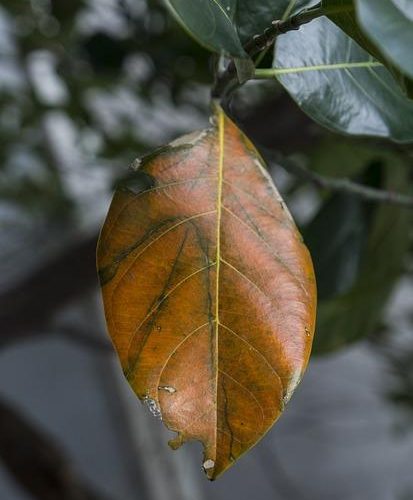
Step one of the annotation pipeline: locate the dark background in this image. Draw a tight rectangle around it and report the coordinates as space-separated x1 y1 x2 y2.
0 1 412 499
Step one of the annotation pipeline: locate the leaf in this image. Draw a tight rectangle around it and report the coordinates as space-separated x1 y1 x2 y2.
162 0 245 56
273 16 413 142
357 0 413 79
391 0 413 20
310 156 411 354
162 0 317 55
97 104 317 479
304 193 368 301
322 0 413 97
308 138 385 178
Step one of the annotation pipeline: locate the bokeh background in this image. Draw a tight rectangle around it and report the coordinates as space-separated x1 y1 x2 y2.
1 1 413 499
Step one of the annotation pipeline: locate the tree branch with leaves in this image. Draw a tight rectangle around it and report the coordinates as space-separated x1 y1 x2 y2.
92 0 413 480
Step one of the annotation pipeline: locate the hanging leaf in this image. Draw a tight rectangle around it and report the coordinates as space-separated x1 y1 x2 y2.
97 104 317 479
273 17 413 142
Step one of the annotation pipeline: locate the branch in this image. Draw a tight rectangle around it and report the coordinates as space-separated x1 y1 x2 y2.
278 156 413 208
212 3 325 99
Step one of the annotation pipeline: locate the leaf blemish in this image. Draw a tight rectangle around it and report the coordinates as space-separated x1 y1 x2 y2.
143 396 162 419
158 385 176 394
130 158 142 170
203 459 215 470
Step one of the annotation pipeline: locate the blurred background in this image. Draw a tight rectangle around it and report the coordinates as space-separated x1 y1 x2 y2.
0 1 412 499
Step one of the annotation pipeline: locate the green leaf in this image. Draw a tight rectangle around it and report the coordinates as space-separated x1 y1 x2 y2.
391 0 413 20
357 0 413 79
310 155 411 354
304 138 383 302
308 138 385 177
162 0 317 55
322 0 413 97
322 0 384 61
163 0 245 56
272 17 413 142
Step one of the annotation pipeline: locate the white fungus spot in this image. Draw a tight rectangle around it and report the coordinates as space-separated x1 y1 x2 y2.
203 459 215 470
143 396 162 419
158 385 176 394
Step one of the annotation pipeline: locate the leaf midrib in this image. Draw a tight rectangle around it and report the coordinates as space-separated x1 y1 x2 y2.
213 106 225 457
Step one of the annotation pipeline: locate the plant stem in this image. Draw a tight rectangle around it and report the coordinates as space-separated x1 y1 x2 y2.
212 3 326 99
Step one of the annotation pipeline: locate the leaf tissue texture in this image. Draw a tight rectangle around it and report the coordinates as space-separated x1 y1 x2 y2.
97 105 317 479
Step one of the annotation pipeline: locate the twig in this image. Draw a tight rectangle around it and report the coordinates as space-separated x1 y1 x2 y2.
212 3 325 99
277 156 413 208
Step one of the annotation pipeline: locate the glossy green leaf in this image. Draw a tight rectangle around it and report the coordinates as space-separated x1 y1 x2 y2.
310 156 411 354
357 0 413 79
273 17 413 142
322 0 384 60
163 0 245 56
322 0 413 97
391 0 413 20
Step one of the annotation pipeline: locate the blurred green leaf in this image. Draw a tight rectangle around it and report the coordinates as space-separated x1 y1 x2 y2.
273 17 413 142
304 193 368 300
322 0 413 97
309 138 385 177
311 154 411 354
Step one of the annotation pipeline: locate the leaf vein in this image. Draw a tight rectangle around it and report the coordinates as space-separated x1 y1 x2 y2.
218 369 265 423
222 205 309 298
219 323 283 388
